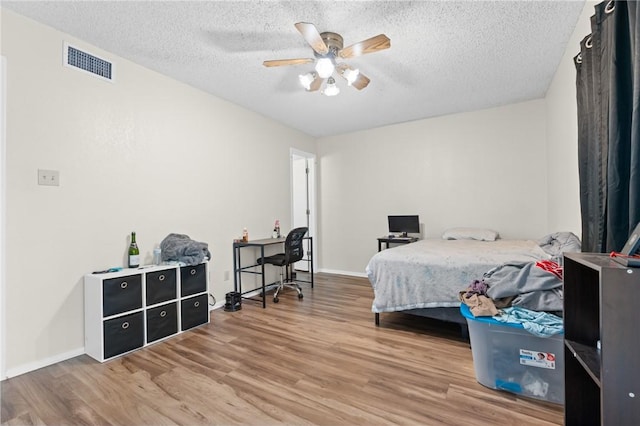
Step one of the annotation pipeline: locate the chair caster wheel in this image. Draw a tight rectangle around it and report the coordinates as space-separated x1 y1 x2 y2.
273 297 279 303
298 293 303 299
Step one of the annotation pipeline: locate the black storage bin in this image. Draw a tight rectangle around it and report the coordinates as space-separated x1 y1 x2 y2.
146 269 177 306
103 311 144 359
180 263 207 297
181 293 208 331
146 302 178 343
103 275 142 317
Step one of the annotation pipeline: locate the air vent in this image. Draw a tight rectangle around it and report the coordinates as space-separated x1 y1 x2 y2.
63 42 114 82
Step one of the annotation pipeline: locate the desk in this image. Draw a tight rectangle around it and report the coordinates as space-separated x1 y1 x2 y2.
377 236 419 252
233 236 314 308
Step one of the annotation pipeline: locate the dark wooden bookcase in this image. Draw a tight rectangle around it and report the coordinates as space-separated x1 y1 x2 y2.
563 253 640 425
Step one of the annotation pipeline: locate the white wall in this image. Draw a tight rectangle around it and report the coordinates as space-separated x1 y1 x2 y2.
0 2 596 376
317 100 549 275
1 9 315 376
316 1 597 277
545 1 597 236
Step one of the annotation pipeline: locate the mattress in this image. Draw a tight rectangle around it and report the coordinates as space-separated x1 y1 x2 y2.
366 239 550 313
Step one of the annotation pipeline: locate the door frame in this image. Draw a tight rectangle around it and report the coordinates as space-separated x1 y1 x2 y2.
1 55 7 379
290 148 316 272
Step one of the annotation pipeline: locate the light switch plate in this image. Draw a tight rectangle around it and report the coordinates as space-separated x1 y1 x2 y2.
38 169 60 186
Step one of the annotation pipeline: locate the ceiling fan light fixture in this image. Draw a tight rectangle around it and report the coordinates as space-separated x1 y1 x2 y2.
315 57 335 78
264 23 391 95
324 77 340 96
343 68 360 86
299 72 316 90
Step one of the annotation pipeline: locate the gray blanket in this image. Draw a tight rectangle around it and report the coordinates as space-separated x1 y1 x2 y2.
484 261 563 312
538 231 581 258
160 233 211 266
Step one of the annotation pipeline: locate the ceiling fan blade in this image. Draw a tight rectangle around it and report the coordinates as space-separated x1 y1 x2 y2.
263 58 314 67
336 63 371 90
338 34 391 59
351 73 371 90
295 22 329 55
308 75 323 92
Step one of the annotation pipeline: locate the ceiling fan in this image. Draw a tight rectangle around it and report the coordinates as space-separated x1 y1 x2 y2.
263 22 391 96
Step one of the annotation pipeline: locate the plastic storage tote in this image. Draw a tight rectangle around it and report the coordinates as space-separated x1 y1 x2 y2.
460 303 564 404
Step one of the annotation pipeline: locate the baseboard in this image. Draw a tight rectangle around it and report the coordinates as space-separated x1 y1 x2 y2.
4 346 85 380
210 300 225 311
316 268 368 278
6 300 225 380
2 278 352 380
3 295 239 381
241 283 279 299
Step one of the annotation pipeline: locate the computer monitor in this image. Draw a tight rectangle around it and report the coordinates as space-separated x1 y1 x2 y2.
388 215 420 237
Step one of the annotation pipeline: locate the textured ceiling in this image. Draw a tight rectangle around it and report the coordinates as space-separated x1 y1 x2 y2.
2 1 585 138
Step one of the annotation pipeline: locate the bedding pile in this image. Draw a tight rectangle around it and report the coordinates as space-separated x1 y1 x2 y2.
460 232 581 315
482 260 564 312
537 232 581 258
458 258 566 335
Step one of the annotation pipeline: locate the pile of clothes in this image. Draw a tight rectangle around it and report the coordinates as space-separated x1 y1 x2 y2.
459 259 564 337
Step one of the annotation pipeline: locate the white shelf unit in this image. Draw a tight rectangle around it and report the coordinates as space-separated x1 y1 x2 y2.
84 262 209 362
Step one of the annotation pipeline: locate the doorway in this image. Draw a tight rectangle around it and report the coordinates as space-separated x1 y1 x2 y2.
290 149 316 273
1 55 6 379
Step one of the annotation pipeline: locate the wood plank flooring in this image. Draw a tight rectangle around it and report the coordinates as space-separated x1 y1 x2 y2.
1 273 563 425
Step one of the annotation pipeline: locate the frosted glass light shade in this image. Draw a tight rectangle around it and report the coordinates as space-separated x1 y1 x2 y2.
315 58 335 79
324 77 340 96
299 72 315 90
343 68 359 85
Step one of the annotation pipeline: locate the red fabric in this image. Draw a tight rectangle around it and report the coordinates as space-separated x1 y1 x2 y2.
610 251 640 259
535 260 563 280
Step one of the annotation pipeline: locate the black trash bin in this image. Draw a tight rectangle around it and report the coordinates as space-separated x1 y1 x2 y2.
224 291 242 312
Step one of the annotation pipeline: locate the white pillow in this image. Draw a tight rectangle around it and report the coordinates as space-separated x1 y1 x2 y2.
442 227 500 241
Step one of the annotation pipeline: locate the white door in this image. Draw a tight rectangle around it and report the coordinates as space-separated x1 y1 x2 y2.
290 149 316 272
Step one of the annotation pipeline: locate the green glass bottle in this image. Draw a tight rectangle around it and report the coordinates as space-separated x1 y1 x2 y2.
128 231 140 268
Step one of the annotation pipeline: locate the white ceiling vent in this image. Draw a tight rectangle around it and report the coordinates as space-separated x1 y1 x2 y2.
63 42 114 82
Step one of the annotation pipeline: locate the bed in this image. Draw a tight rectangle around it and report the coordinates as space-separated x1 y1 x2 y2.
366 230 581 334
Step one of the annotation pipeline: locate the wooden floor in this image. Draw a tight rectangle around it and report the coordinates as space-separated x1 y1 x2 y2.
1 273 563 425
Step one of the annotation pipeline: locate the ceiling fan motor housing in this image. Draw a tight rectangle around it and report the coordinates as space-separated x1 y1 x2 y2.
315 32 343 59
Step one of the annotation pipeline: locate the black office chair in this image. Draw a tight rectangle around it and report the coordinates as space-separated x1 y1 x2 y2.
257 227 308 303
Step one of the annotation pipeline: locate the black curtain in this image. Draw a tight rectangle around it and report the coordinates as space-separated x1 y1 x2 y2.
575 1 640 253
